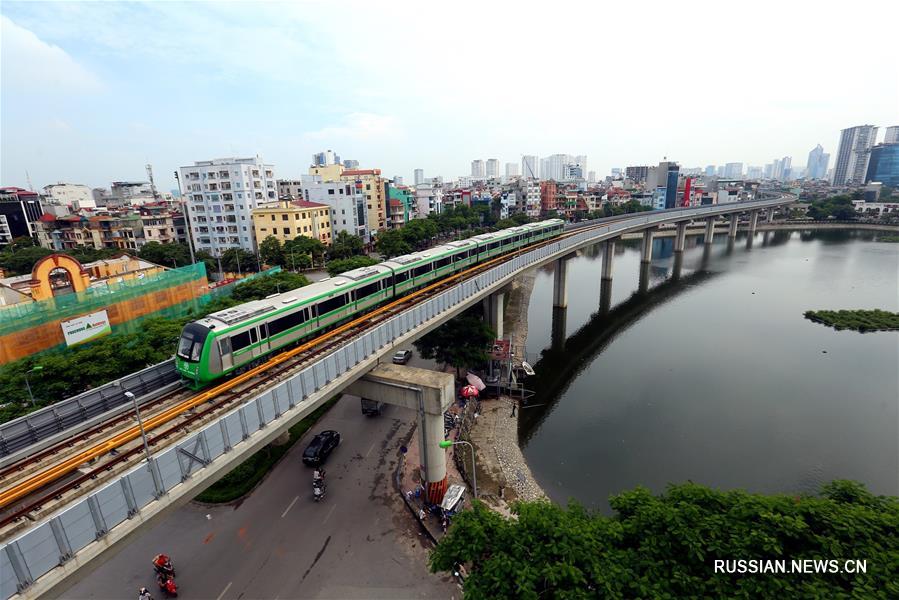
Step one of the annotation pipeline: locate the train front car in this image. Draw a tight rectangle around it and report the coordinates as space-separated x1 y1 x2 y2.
175 321 214 388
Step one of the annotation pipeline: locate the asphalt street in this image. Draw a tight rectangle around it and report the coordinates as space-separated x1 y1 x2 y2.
61 372 457 600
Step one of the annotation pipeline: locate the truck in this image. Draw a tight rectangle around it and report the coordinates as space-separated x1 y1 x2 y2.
360 398 385 416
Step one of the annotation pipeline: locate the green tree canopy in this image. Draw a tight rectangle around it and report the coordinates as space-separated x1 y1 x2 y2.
229 270 310 301
375 229 411 258
326 255 378 277
284 236 326 268
328 231 365 260
219 247 258 273
431 481 899 599
138 242 192 268
258 235 285 268
0 245 53 275
413 308 495 377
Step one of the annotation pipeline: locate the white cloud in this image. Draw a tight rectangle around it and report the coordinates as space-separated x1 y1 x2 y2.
303 113 402 141
0 16 103 92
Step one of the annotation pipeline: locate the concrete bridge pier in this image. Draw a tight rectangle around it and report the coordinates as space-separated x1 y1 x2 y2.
674 222 687 253
704 218 716 245
766 209 775 223
748 210 760 236
601 239 616 280
551 306 567 351
552 257 569 308
728 214 739 238
346 364 455 505
641 228 655 263
599 277 612 314
483 291 505 339
638 261 651 294
672 251 684 281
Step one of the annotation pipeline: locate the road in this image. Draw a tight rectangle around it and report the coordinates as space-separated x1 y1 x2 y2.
60 377 457 599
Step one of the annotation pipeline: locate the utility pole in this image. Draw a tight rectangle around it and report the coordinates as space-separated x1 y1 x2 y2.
173 171 197 265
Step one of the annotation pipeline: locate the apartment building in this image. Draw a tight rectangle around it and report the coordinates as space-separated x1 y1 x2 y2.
35 213 143 251
301 178 367 241
251 200 332 246
341 169 386 233
179 157 277 256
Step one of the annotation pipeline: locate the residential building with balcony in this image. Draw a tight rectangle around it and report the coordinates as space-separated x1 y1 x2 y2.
301 178 367 242
0 187 43 243
386 183 415 228
139 204 187 246
341 169 386 233
179 157 276 256
251 200 332 247
34 213 143 251
414 182 444 217
42 183 96 210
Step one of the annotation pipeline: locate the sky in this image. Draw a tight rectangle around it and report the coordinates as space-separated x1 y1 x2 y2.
2 0 897 193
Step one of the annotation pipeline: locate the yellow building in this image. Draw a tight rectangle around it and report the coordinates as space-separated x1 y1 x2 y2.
340 169 386 232
308 163 345 182
252 200 333 246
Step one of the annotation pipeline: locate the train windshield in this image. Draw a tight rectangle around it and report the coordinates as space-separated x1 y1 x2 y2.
177 323 209 362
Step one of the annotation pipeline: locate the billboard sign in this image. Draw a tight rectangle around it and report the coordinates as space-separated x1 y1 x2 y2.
61 310 112 347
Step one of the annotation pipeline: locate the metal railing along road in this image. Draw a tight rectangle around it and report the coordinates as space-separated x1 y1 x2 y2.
0 197 791 598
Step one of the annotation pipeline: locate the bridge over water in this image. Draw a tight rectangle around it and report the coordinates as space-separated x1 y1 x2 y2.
0 197 792 599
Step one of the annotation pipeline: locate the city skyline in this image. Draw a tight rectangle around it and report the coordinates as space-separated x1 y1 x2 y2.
2 1 898 191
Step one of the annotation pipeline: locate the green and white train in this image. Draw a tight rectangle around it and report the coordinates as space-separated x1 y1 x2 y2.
175 219 565 387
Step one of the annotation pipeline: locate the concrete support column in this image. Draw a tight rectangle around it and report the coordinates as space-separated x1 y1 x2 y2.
551 306 567 351
766 209 774 223
748 210 760 236
704 218 716 245
728 214 739 238
601 239 616 280
674 222 687 253
672 251 684 281
640 229 654 263
638 262 651 294
552 258 568 308
599 277 612 314
485 292 504 339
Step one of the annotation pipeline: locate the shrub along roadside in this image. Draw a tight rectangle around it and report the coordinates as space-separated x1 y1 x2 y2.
194 395 341 503
804 309 899 332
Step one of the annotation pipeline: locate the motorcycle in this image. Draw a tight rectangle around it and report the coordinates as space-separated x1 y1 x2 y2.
152 555 175 578
156 572 178 597
313 480 326 502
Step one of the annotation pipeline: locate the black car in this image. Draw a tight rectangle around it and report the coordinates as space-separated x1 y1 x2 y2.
302 430 341 466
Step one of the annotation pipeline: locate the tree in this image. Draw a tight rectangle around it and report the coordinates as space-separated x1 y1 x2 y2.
832 205 859 221
220 247 259 274
375 229 412 258
510 213 531 225
326 255 378 277
0 245 53 275
413 309 495 377
258 236 285 268
195 250 217 276
430 481 899 599
285 236 326 268
328 231 365 260
138 242 192 268
401 219 439 249
230 270 309 301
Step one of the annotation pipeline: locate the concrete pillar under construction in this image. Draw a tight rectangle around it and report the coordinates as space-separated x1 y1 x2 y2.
601 239 616 280
748 210 760 237
553 258 568 308
767 209 775 223
674 222 687 253
704 218 716 245
640 229 654 263
728 214 739 238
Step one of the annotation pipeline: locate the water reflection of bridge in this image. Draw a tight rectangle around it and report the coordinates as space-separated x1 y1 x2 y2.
518 245 724 443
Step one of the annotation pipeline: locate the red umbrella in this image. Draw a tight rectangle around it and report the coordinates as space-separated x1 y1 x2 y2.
460 385 479 398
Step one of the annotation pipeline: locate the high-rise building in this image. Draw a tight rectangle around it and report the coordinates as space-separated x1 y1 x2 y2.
724 163 743 178
884 126 899 144
716 166 726 177
521 155 539 179
312 150 341 166
772 156 792 181
540 154 584 181
645 161 680 208
833 125 878 185
704 165 716 176
343 159 359 169
414 169 424 185
485 159 500 179
0 187 43 243
471 160 486 178
179 157 277 256
865 143 899 187
626 166 649 182
805 144 830 180
746 166 763 179
505 162 519 178
587 171 596 183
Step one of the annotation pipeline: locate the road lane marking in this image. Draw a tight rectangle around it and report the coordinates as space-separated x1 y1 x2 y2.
323 503 337 524
216 581 232 600
281 495 299 518
365 442 376 458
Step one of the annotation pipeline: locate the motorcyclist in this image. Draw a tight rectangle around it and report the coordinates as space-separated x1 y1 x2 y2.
138 587 154 600
152 553 174 576
313 467 325 483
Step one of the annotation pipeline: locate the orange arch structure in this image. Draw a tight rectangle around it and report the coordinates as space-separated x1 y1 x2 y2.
29 254 91 301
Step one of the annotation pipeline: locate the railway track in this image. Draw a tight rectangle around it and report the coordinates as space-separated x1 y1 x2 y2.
0 223 602 528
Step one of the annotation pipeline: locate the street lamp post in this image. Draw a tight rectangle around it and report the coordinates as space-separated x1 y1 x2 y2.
24 365 43 407
124 391 153 464
439 439 477 499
